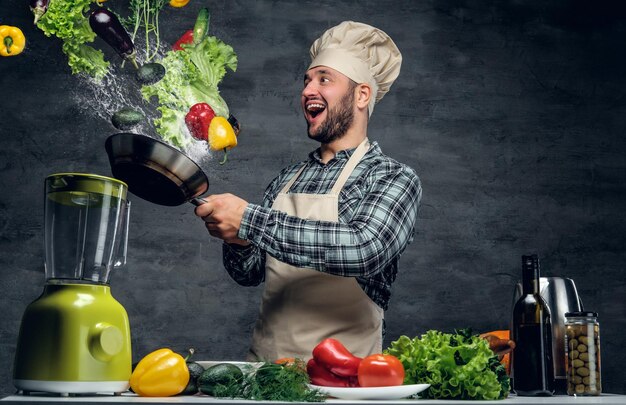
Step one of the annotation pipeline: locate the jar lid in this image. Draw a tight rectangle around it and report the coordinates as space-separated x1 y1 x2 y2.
565 311 598 318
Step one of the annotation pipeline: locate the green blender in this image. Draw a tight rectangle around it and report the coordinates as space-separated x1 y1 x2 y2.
13 173 132 395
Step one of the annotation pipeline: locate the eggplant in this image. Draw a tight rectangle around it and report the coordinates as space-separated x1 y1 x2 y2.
30 0 50 25
89 8 138 69
227 114 240 136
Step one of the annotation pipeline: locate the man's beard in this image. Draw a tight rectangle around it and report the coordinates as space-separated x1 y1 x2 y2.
307 88 355 144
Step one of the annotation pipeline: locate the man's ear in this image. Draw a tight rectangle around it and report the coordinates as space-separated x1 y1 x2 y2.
355 83 372 111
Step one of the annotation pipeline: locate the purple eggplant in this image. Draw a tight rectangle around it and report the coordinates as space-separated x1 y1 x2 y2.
30 0 50 25
227 114 241 136
89 8 138 69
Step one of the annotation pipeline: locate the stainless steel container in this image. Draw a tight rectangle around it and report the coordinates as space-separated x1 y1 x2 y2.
513 277 583 393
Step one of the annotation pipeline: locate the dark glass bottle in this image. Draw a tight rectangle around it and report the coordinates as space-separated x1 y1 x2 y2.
511 254 555 396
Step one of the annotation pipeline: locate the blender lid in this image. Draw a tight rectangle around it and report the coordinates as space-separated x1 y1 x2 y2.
47 173 128 206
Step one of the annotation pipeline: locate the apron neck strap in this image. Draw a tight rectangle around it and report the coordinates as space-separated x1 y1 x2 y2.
279 165 307 194
330 138 370 194
279 138 371 194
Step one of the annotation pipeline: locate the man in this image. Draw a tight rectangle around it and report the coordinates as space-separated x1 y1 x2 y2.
195 21 422 361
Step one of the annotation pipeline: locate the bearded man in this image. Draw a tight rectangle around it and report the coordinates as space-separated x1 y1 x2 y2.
195 21 422 361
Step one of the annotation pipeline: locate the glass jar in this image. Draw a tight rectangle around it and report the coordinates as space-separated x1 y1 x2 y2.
565 311 601 396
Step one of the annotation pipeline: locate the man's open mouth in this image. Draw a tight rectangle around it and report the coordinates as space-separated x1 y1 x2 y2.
306 102 326 118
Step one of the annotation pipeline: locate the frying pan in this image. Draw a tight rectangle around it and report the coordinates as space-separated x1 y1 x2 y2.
105 133 208 206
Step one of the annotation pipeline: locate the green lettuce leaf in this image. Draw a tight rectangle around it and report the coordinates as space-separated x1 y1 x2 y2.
37 0 109 79
141 34 237 147
189 36 238 89
385 329 510 400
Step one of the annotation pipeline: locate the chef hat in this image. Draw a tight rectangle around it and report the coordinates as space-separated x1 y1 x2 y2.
309 21 402 117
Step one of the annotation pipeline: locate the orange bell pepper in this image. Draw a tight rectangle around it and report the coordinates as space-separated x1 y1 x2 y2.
169 0 190 8
130 348 190 397
480 330 514 375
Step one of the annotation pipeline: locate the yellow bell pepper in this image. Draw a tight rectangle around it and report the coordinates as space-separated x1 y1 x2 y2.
0 25 26 57
129 348 190 397
208 116 238 165
169 0 191 8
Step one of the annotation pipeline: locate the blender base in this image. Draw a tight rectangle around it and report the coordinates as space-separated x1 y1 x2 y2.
14 379 129 395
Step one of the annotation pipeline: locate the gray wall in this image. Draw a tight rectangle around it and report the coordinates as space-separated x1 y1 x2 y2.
1 0 625 396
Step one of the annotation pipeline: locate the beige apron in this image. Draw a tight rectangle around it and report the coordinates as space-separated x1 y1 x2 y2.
248 138 384 361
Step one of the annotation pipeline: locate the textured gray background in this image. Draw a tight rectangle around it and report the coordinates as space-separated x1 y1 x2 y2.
1 0 625 397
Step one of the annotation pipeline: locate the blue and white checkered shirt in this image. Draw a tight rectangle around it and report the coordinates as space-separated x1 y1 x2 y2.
222 141 422 310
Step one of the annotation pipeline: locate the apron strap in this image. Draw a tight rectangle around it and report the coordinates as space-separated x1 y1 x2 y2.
279 138 371 195
279 164 308 194
330 138 370 194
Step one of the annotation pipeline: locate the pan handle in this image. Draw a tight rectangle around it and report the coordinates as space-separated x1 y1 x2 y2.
190 197 207 206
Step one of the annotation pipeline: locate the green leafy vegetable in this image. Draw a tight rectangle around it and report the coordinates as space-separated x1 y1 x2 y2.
207 362 325 402
246 363 325 402
141 28 237 147
385 329 510 400
36 0 109 79
125 0 167 62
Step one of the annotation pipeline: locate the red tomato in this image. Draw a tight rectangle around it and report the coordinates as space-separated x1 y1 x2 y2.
357 354 405 387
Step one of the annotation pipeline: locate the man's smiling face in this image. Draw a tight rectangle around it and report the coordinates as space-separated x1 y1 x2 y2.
301 66 356 144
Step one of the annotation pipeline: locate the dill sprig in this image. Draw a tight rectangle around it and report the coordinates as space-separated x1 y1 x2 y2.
246 363 326 402
209 362 326 402
125 0 167 62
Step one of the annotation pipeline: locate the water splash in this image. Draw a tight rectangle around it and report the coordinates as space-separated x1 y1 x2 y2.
73 71 140 122
70 38 215 167
186 138 213 166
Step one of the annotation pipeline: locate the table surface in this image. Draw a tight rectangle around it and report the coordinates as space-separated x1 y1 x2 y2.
2 393 626 405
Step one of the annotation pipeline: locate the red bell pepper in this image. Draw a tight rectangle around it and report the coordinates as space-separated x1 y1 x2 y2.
172 29 193 51
306 359 358 387
185 103 215 141
311 338 362 378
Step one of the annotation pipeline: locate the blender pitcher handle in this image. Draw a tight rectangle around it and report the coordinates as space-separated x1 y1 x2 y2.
115 200 131 267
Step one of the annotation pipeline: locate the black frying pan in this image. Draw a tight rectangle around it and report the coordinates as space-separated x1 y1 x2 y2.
105 133 208 206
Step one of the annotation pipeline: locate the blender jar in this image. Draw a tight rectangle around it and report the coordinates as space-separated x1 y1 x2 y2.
45 173 130 284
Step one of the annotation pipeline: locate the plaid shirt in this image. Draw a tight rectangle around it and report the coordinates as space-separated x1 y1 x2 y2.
222 141 422 310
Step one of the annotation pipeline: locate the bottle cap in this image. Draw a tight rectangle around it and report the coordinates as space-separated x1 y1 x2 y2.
521 254 540 278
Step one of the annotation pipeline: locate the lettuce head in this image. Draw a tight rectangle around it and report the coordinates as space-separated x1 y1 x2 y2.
141 35 237 147
386 329 510 400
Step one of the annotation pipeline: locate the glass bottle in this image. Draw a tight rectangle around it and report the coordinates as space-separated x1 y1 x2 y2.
511 254 555 396
565 312 601 396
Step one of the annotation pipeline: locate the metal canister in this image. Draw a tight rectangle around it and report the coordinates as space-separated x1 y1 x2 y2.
565 311 601 396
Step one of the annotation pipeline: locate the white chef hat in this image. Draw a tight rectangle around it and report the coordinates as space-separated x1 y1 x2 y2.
308 21 402 117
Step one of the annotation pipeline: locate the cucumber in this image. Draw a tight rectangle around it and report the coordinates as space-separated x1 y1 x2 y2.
136 62 166 85
197 363 243 397
111 107 144 130
188 361 205 380
193 8 210 45
179 361 205 395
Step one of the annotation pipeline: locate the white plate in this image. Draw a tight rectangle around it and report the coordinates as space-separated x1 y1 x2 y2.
309 383 430 400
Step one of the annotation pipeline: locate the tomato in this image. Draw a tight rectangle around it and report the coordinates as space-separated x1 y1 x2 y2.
357 354 405 387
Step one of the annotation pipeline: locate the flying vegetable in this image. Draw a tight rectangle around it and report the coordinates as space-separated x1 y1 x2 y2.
29 0 50 25
89 8 138 68
0 25 25 57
